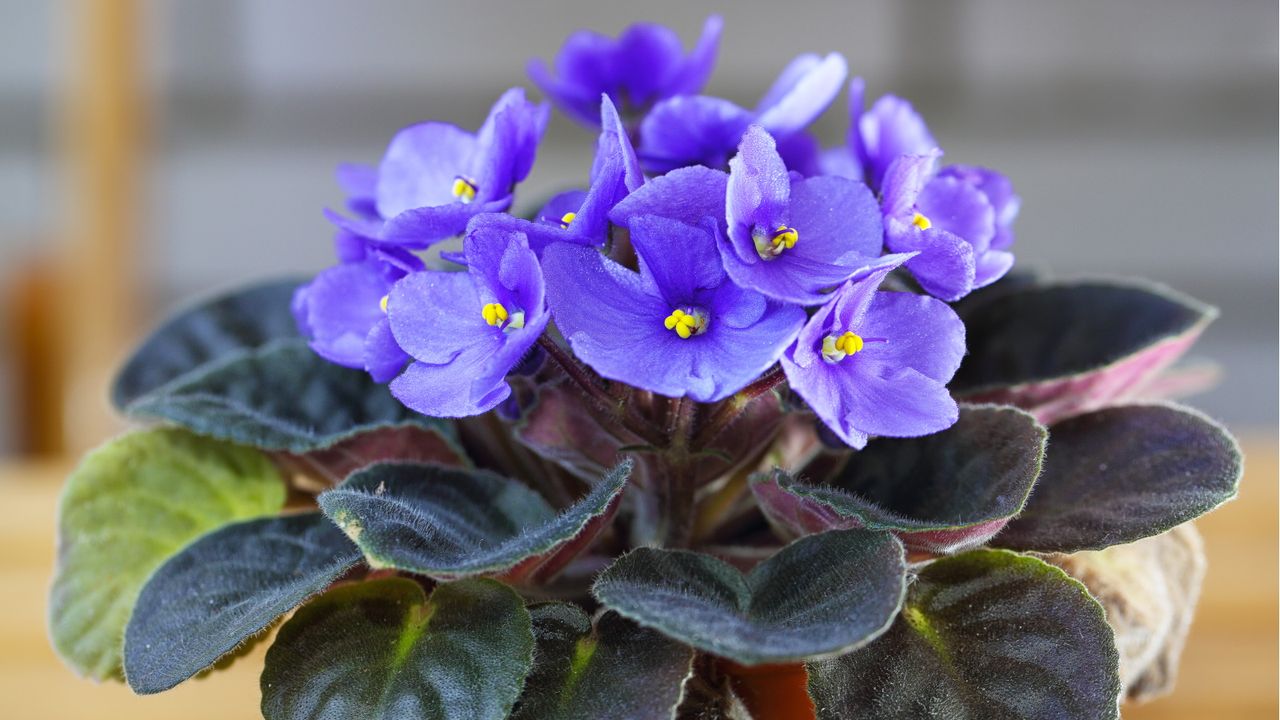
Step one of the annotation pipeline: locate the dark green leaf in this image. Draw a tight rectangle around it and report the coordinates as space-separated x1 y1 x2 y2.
994 403 1241 552
319 460 631 583
260 577 533 720
50 428 285 680
807 550 1121 720
124 512 362 693
592 529 906 665
752 405 1045 553
112 279 302 410
953 280 1215 424
123 340 446 452
512 604 695 720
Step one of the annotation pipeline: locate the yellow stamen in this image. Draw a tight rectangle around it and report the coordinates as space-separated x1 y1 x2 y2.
379 295 389 314
662 308 708 339
560 211 577 228
911 211 932 230
772 226 798 249
755 225 799 259
481 302 509 327
822 331 865 363
452 176 478 204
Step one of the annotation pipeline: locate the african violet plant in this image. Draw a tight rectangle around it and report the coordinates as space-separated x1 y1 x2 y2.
51 15 1242 720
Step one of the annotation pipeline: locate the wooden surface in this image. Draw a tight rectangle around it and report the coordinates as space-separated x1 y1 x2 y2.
0 438 1275 719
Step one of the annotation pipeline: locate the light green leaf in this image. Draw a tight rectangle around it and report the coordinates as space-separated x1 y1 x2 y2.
49 428 286 680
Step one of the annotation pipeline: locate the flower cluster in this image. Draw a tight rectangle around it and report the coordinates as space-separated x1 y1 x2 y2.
293 15 1020 448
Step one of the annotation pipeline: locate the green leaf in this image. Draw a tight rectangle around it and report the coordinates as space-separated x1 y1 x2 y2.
124 512 362 694
112 279 302 409
511 604 695 720
993 403 1241 553
319 460 631 583
260 577 533 720
49 428 286 680
123 340 446 452
953 280 1215 424
807 550 1121 720
752 405 1045 553
592 529 906 665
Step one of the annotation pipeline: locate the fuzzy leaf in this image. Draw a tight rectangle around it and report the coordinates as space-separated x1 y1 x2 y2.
319 460 631 583
993 404 1241 552
807 550 1121 720
260 577 533 720
123 340 446 452
953 280 1215 424
592 529 906 665
752 405 1045 553
511 604 695 720
124 512 362 693
112 279 302 409
49 428 286 681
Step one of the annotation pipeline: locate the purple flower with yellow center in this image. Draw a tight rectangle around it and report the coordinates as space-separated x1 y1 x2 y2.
639 52 848 172
780 258 965 449
325 88 549 250
528 16 723 128
720 125 895 304
292 241 422 384
880 151 1017 301
469 94 643 254
820 77 937 190
542 215 805 402
384 225 549 417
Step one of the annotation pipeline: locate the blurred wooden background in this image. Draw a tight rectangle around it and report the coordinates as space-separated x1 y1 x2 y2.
0 438 1273 719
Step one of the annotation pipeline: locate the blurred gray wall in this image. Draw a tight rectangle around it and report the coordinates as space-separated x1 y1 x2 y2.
1 0 1276 430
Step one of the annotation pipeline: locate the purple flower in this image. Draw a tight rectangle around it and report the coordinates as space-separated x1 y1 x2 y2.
542 215 805 402
821 77 937 190
528 16 723 128
880 152 1016 300
780 258 965 449
639 52 848 172
720 125 891 304
326 88 549 250
292 241 422 383
468 95 643 254
937 164 1021 253
384 225 549 417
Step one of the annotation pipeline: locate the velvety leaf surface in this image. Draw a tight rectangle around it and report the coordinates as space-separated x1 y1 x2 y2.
752 405 1045 553
807 550 1121 720
123 340 445 452
994 403 1241 552
319 460 631 582
592 529 906 665
49 428 286 680
124 512 362 693
953 280 1215 424
260 577 533 720
511 604 695 720
112 279 301 409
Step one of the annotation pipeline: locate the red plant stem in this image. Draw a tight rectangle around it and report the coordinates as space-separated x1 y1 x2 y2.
692 365 787 449
657 397 698 548
537 334 664 446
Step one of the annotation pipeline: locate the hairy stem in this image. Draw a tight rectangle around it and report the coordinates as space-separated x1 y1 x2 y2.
537 334 665 446
657 398 699 548
692 365 788 448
